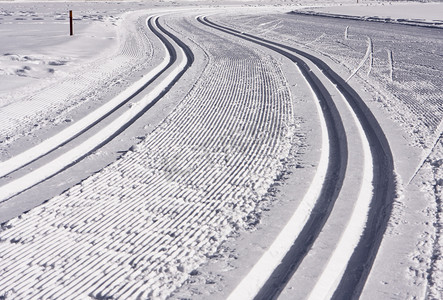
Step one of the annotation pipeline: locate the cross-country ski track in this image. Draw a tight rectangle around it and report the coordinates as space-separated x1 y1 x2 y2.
198 15 394 299
0 15 192 201
0 8 399 300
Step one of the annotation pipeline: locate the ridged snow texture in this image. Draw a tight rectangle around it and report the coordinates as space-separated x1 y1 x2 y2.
0 56 294 299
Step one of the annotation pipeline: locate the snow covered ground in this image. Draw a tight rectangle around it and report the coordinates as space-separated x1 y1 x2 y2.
296 1 443 27
0 1 442 299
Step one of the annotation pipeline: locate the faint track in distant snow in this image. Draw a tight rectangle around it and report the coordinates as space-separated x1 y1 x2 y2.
0 16 193 203
347 36 373 82
198 16 395 300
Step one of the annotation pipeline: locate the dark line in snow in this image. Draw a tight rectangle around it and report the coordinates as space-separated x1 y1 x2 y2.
408 130 443 186
290 10 443 30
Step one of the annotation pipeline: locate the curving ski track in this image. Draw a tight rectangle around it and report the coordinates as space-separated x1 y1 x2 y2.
0 16 193 202
197 16 395 300
0 11 396 300
0 13 296 299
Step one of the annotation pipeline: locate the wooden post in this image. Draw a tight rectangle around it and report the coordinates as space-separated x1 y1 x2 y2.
69 10 73 36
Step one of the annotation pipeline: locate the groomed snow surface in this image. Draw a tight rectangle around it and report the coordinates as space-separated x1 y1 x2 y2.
0 1 442 299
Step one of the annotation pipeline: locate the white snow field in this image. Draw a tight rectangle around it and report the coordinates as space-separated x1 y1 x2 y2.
296 1 443 28
0 1 442 299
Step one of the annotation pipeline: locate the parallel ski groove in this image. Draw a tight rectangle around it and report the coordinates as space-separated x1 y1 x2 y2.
0 16 187 201
200 15 394 300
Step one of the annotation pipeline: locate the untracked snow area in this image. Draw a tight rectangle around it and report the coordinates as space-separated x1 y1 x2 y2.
0 4 116 94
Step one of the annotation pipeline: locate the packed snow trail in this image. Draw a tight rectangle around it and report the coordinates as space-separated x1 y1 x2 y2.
0 14 295 299
200 15 394 300
0 16 191 202
196 15 346 300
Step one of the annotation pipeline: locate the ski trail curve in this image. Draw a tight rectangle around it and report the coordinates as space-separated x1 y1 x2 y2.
199 15 394 300
0 16 191 202
0 13 295 299
308 87 374 300
227 61 331 300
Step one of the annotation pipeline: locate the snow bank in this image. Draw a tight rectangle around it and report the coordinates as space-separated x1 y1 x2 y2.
294 2 443 28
